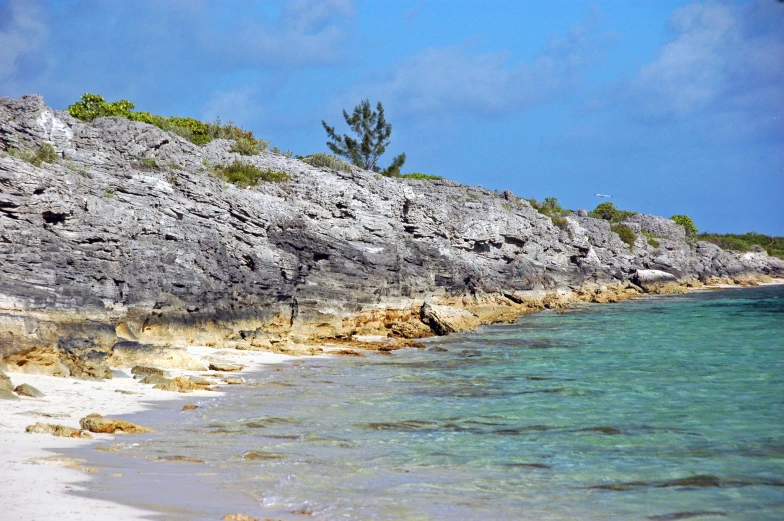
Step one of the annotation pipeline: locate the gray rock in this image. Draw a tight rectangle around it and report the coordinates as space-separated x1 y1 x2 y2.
14 383 44 397
633 269 678 288
0 94 781 369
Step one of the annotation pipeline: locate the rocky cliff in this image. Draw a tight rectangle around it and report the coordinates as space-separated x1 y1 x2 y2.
1 95 781 376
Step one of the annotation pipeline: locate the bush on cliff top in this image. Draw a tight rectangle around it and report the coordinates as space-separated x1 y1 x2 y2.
670 214 698 236
589 202 637 223
67 94 271 149
213 161 290 187
301 153 354 172
399 173 444 181
697 232 784 259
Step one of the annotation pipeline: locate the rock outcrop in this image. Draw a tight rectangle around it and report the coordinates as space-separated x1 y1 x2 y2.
1 94 782 373
79 413 154 434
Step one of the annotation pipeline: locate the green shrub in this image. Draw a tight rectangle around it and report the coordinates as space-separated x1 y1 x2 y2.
611 224 636 250
696 232 784 259
399 172 444 181
230 137 262 156
528 196 566 218
213 161 290 187
140 157 158 168
640 229 660 247
302 153 354 172
670 214 698 236
7 143 57 167
551 215 569 230
67 94 266 148
589 202 637 223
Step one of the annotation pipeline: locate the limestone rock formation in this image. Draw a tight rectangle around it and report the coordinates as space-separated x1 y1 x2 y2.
79 413 154 434
25 422 91 438
0 94 782 373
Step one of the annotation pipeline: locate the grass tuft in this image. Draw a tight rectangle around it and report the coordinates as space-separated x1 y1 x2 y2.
302 153 353 172
399 172 444 181
213 161 290 187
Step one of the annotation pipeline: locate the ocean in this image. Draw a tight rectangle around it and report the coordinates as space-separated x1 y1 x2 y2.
73 285 784 520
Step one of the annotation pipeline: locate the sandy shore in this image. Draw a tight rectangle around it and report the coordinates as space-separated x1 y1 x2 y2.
0 346 296 521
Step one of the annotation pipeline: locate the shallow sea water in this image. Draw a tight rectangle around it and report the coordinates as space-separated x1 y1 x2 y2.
80 286 784 520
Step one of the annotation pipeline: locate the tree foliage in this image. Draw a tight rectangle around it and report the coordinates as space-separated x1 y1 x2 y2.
589 202 637 223
322 99 406 177
670 214 698 236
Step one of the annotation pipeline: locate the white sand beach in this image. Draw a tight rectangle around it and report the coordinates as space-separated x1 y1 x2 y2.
0 347 296 521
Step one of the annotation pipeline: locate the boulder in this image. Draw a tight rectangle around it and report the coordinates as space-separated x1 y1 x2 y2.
26 422 92 438
208 362 244 372
632 269 683 293
130 365 169 378
623 214 686 241
420 303 481 336
109 342 205 371
14 383 44 397
152 376 215 393
79 413 154 434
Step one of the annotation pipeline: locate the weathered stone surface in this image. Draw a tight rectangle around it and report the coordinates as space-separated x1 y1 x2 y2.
152 375 215 393
420 303 481 336
109 342 205 371
633 269 678 287
25 422 91 438
0 94 782 370
208 362 244 372
14 383 44 397
130 365 169 378
79 413 154 434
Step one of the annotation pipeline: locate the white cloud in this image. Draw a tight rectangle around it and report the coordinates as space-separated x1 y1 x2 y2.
623 0 784 121
0 0 47 83
201 0 356 68
353 12 609 117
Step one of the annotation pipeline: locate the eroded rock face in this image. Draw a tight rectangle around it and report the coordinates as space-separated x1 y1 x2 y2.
0 94 782 372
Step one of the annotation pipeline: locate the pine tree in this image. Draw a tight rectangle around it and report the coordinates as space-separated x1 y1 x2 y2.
322 99 406 177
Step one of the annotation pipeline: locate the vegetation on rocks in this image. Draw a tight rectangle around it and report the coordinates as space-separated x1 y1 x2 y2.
213 161 290 187
697 232 784 259
641 230 660 248
528 197 569 229
670 214 698 236
589 202 637 223
400 173 444 181
611 224 637 250
302 153 354 172
67 93 268 148
7 142 57 167
229 136 269 156
322 99 406 177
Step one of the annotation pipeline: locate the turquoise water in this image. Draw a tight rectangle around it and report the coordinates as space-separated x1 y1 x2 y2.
101 286 784 520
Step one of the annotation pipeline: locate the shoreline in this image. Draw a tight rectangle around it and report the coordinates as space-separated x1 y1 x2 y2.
1 279 782 520
0 347 299 521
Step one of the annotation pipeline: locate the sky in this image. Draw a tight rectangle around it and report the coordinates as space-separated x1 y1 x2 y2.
1 0 782 235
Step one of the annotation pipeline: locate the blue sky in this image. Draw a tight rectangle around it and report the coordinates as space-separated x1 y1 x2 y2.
1 0 782 234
